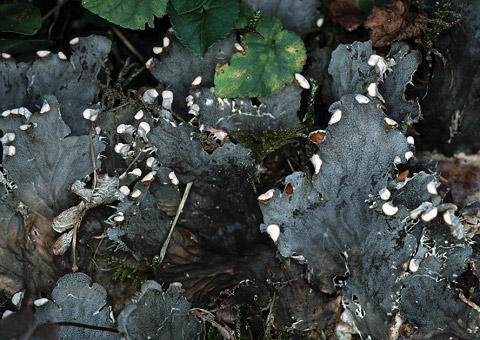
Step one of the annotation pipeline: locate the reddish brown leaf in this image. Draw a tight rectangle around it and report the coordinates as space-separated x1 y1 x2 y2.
364 1 427 47
329 0 365 32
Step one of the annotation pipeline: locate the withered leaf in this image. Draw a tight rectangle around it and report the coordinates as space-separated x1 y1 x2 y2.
329 0 365 32
52 230 74 256
364 0 427 47
51 201 86 233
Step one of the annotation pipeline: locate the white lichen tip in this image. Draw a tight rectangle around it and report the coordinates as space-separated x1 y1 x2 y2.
153 46 163 54
69 37 80 45
329 109 342 125
40 101 50 113
141 171 156 184
443 210 454 225
138 121 151 136
311 154 323 175
1 132 16 144
169 171 179 185
33 298 49 307
191 76 203 86
1 53 11 60
143 89 159 104
404 151 414 161
12 291 24 308
5 146 16 157
316 17 324 28
426 181 438 195
82 108 100 121
36 50 51 58
421 207 438 222
382 202 398 216
114 143 129 154
57 51 67 60
146 57 154 68
406 136 415 145
146 157 158 168
2 310 14 319
19 124 31 131
119 185 130 197
393 156 402 165
134 110 144 120
163 36 170 48
384 117 398 128
367 83 377 97
11 107 32 120
130 189 142 199
379 187 391 201
368 54 381 66
257 189 275 203
1 110 10 117
129 168 142 177
116 124 134 134
266 224 280 242
295 73 310 89
114 215 125 222
408 258 420 273
355 94 370 104
234 43 244 52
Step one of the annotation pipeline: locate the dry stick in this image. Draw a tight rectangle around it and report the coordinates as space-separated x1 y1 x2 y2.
158 182 194 265
72 126 99 272
41 0 69 22
112 26 145 63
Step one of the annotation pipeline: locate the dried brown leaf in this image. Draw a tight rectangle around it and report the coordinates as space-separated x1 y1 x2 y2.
329 0 365 32
364 1 427 47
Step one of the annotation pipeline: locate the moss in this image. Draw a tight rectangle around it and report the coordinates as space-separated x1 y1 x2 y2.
414 0 461 70
232 125 307 163
98 255 149 292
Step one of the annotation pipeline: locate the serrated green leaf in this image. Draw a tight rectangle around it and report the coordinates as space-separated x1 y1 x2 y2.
235 2 252 29
215 16 306 98
171 0 207 15
168 0 239 58
0 3 41 35
81 0 167 30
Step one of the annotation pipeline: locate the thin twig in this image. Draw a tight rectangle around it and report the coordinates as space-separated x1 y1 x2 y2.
89 126 98 191
122 144 146 176
41 0 69 22
158 182 193 265
72 125 99 272
112 26 145 63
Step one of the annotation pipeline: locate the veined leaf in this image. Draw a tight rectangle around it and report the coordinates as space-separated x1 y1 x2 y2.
168 0 239 58
170 0 207 15
0 3 41 35
81 0 168 30
214 16 306 98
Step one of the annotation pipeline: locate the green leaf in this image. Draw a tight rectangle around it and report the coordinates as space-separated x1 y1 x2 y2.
235 2 252 29
171 0 207 15
168 0 239 58
0 39 52 55
0 3 41 35
81 0 168 30
215 16 306 98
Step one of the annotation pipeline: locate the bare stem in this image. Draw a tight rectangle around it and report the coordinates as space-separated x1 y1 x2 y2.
158 182 193 265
